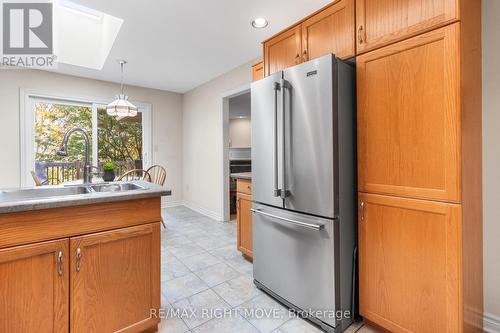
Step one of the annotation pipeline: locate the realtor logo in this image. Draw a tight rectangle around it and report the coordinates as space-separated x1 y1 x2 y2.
3 2 53 54
1 1 55 68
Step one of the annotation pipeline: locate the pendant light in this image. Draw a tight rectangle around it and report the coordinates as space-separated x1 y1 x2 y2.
106 60 138 118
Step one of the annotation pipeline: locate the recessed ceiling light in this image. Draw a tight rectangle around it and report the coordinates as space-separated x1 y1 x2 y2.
252 18 268 29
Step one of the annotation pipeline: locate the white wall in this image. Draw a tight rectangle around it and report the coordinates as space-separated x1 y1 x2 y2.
182 60 254 220
483 0 500 326
229 118 251 148
0 70 183 205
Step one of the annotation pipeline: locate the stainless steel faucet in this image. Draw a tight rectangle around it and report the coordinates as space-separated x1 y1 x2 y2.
57 128 92 184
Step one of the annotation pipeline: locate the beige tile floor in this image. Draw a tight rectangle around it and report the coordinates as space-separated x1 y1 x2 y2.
159 206 380 333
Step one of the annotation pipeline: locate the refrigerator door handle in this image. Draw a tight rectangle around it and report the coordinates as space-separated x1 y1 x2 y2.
280 79 289 199
273 82 281 197
251 208 325 231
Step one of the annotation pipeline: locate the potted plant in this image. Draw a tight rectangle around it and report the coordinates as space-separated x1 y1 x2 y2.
103 162 116 182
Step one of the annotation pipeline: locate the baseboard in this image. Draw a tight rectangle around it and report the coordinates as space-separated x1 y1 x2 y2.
161 200 184 208
484 313 500 333
182 200 224 221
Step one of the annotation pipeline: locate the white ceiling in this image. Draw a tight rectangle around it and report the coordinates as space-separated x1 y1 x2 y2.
229 92 251 119
48 0 332 93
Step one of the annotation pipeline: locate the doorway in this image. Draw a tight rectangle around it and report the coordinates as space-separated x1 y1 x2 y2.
221 85 251 222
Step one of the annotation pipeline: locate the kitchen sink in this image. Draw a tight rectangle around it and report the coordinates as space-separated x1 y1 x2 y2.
0 186 92 202
0 182 146 203
90 183 146 192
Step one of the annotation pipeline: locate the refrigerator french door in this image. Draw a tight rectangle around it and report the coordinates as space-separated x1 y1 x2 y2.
251 54 356 333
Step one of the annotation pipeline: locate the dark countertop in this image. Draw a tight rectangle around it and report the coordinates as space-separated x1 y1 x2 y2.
230 172 252 180
0 181 171 214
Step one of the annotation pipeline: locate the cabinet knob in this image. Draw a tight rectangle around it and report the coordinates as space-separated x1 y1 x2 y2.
295 54 301 64
303 50 308 62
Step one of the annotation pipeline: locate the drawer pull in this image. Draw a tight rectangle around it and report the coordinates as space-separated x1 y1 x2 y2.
76 248 82 272
56 251 63 276
358 25 364 44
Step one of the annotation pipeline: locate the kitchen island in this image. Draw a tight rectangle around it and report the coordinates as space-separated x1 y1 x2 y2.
0 181 169 333
230 173 253 261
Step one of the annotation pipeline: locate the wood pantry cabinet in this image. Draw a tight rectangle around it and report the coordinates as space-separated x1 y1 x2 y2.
357 0 483 332
263 0 355 76
0 198 162 333
356 0 459 54
236 178 253 259
357 24 461 203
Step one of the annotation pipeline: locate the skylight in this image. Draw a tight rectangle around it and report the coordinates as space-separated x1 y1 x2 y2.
53 0 123 70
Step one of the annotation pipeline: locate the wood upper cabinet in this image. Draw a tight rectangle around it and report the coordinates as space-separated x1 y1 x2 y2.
264 25 302 76
262 1 356 77
356 0 459 54
252 61 264 81
358 193 461 333
0 239 69 333
357 24 461 202
70 223 160 333
301 0 355 61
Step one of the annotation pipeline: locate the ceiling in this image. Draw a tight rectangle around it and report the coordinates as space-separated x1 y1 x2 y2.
229 92 251 119
48 0 332 93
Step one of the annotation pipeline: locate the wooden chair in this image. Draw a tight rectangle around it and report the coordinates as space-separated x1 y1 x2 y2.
31 171 48 186
117 169 152 182
146 165 167 229
146 165 166 186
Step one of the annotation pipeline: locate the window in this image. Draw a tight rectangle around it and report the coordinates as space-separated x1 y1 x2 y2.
21 91 151 186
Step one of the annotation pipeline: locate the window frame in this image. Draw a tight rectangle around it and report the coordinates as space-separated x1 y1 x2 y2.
20 89 152 187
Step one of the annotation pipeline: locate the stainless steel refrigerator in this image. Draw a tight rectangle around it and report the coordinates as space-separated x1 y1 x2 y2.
251 54 356 333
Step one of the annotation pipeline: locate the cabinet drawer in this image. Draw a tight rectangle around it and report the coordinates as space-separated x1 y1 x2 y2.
237 179 252 195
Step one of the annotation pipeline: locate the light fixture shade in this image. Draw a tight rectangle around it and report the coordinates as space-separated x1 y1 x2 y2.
106 94 138 117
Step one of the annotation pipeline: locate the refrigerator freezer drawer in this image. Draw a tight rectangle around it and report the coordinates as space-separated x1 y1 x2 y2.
252 203 339 328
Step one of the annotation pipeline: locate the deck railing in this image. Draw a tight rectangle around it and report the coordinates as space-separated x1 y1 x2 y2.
35 160 139 185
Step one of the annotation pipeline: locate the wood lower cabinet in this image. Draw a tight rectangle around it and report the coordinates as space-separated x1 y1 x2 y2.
301 0 355 61
0 239 69 333
358 193 461 333
356 0 459 54
357 24 461 203
70 223 160 333
0 198 162 333
236 179 253 259
263 26 302 76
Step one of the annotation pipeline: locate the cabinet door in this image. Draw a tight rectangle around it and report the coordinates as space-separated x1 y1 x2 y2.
252 61 264 81
357 24 460 202
264 25 302 76
0 239 69 333
237 193 253 258
358 193 461 333
301 0 355 61
70 223 160 333
356 0 458 53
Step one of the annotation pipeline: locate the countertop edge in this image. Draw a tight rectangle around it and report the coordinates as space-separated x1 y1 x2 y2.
0 181 171 214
